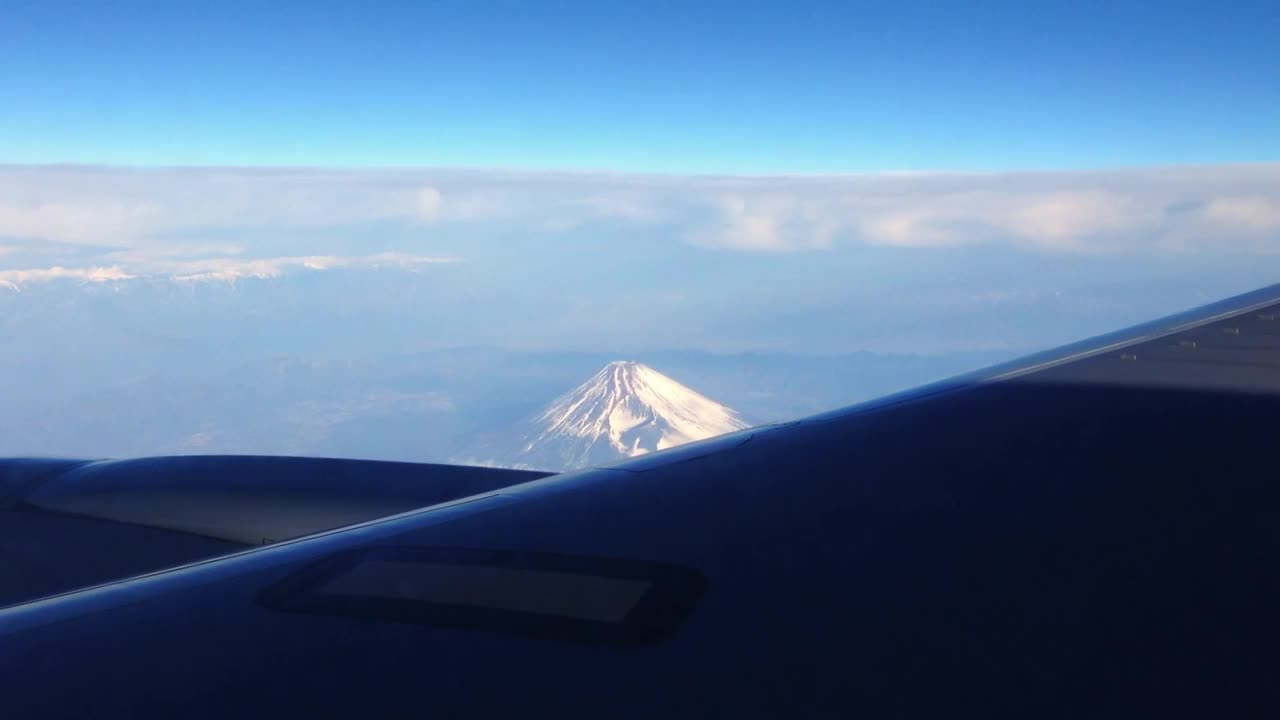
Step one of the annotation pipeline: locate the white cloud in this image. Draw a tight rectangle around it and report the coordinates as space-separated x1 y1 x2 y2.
0 200 165 246
690 193 837 251
166 252 456 283
690 168 1280 254
1204 196 1280 232
0 164 1277 260
849 188 1162 253
0 265 136 290
1001 191 1152 248
416 187 443 220
0 253 457 289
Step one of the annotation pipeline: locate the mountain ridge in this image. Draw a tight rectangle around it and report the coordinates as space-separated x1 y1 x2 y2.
469 360 750 471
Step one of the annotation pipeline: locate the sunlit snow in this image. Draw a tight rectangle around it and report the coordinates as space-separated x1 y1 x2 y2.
522 361 749 469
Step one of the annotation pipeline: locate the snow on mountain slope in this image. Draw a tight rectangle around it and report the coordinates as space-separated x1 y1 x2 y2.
506 361 750 471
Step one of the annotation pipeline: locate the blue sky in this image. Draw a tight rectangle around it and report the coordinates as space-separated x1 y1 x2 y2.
3 0 1277 172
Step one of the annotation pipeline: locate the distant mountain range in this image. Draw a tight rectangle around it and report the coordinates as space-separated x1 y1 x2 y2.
459 361 750 471
0 335 1014 462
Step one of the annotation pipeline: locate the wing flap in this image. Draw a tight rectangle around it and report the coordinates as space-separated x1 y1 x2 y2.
1014 290 1280 392
0 456 551 607
17 455 551 545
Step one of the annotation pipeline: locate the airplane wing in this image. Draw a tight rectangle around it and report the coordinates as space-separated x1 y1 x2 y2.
0 457 552 607
3 283 1280 717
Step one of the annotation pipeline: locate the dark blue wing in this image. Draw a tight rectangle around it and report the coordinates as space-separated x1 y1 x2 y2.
0 457 550 607
3 283 1280 718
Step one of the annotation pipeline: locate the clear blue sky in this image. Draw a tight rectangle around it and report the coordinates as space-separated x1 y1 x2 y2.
3 0 1277 172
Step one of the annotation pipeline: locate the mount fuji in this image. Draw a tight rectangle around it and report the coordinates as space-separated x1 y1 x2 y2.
465 361 750 471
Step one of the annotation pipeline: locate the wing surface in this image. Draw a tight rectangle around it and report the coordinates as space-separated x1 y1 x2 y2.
0 457 550 606
4 284 1280 717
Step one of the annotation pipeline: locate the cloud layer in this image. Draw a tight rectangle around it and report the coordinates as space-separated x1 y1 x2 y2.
0 252 455 289
1 164 1277 282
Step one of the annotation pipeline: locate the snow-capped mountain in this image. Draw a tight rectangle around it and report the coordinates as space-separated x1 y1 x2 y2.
468 361 750 471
